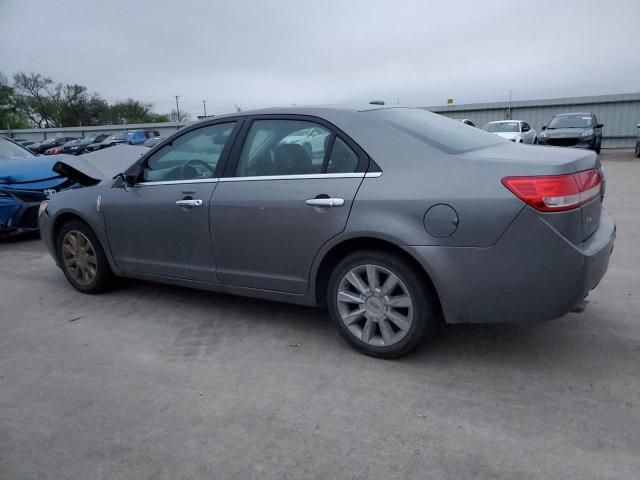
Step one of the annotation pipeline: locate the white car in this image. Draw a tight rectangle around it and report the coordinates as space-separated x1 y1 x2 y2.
482 120 538 144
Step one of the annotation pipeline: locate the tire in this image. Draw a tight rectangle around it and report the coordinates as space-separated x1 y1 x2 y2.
533 137 538 145
327 250 437 358
594 138 601 154
56 220 113 294
635 143 640 158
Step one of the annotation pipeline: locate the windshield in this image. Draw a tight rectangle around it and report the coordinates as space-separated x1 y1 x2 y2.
483 122 520 133
548 115 593 129
0 137 36 160
365 108 503 153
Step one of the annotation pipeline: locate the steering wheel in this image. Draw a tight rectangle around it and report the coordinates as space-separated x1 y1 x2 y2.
180 159 215 179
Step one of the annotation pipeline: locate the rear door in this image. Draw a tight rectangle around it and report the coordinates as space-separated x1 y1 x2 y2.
211 116 368 293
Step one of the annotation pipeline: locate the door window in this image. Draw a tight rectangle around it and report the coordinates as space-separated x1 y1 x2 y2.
327 137 359 173
143 122 235 182
236 120 333 177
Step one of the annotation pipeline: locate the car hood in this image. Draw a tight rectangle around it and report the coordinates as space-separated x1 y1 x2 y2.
491 132 519 140
543 128 590 138
52 145 148 186
0 154 69 184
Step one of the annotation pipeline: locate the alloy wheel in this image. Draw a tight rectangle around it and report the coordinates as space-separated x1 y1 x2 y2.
61 230 98 286
336 264 414 347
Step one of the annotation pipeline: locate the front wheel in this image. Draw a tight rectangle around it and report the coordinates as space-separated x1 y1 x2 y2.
327 250 437 358
56 220 113 293
635 142 640 158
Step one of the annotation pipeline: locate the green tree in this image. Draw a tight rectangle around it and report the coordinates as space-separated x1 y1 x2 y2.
107 98 168 124
12 72 62 127
0 73 30 129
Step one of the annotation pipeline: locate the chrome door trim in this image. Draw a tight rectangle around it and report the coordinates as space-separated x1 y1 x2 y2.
135 178 220 187
218 172 382 182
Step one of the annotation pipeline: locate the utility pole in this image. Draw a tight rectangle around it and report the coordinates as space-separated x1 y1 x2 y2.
507 89 512 119
202 99 207 117
174 95 181 122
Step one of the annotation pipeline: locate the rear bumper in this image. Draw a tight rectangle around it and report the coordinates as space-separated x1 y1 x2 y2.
406 207 615 324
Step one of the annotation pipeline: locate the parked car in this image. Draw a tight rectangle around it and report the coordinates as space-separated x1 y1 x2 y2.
482 120 538 144
85 132 130 152
539 112 603 153
39 106 615 358
635 124 640 158
0 137 76 234
142 136 164 148
44 146 64 155
279 126 329 158
128 130 160 145
63 134 110 155
30 136 79 154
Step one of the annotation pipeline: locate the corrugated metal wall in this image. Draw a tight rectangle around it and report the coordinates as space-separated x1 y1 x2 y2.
424 93 640 148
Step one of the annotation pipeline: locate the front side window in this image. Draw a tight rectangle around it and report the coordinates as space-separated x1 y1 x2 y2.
143 122 235 182
236 120 333 177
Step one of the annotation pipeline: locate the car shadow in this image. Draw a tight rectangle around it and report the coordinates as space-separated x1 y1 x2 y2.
110 277 597 367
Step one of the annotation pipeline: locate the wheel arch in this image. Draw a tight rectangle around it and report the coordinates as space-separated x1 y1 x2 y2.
50 209 116 271
313 235 443 315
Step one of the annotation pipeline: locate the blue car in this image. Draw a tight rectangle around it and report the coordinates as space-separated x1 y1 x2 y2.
0 137 76 234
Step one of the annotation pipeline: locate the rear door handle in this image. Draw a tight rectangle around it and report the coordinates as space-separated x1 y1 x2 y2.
176 199 203 207
305 198 345 207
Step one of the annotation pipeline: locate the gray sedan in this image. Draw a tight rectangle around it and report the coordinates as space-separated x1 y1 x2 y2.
38 106 616 357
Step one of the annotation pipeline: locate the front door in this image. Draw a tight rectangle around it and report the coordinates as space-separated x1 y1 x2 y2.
103 121 239 282
212 118 366 293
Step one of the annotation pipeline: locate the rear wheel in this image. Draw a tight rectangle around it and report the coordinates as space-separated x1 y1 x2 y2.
327 250 437 358
533 137 538 145
56 220 113 293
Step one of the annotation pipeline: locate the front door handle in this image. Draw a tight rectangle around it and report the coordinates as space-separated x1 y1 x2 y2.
305 197 345 208
176 199 203 207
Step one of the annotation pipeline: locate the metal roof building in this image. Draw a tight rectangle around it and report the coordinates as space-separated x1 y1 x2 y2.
423 92 640 148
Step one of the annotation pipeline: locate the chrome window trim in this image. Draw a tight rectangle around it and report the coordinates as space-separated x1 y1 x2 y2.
135 178 220 187
134 171 381 186
219 172 381 182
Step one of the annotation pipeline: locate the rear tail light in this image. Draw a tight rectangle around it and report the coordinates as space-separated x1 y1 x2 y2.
502 168 601 212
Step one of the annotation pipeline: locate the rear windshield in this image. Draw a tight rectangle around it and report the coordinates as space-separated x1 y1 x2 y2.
364 108 502 153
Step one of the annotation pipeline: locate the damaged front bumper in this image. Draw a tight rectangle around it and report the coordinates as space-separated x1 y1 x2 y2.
0 191 44 233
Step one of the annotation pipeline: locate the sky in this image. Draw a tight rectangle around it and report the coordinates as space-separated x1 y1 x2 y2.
1 0 640 117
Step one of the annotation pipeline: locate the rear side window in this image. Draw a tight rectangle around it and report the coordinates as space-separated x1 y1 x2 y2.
236 120 332 176
327 137 359 173
365 108 502 154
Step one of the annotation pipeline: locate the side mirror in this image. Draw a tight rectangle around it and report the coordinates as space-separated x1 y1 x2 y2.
541 125 547 131
114 171 138 188
522 126 530 132
596 123 603 128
